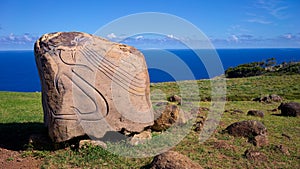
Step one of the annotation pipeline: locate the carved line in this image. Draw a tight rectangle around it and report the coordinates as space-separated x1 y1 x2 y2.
70 69 109 120
80 48 146 96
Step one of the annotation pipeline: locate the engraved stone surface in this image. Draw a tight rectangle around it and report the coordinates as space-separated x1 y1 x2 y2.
34 32 153 142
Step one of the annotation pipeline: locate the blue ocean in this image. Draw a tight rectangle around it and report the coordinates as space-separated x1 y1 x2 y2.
0 48 299 92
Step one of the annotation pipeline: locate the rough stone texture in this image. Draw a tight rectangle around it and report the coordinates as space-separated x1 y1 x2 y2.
129 130 152 145
225 120 268 146
79 140 107 149
251 135 269 147
34 32 153 142
278 102 300 117
148 151 203 169
244 149 267 162
274 144 290 156
247 110 264 118
225 120 267 138
151 104 184 131
253 94 283 103
168 95 182 105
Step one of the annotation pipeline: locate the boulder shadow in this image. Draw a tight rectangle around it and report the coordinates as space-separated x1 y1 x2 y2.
0 122 48 151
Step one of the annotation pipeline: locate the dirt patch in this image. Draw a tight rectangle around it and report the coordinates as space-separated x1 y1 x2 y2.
0 148 42 169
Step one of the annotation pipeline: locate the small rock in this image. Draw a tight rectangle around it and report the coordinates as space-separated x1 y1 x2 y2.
275 144 290 156
213 140 234 150
278 102 300 117
129 130 152 146
250 135 268 147
269 94 283 102
152 104 184 131
148 151 203 169
253 94 283 103
281 133 291 140
79 140 107 149
199 107 210 111
247 110 264 118
244 149 267 162
168 95 182 105
271 108 278 112
225 120 267 138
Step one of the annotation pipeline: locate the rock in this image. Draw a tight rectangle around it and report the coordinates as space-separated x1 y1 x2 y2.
278 102 300 117
253 94 283 103
213 140 234 150
35 32 153 142
79 140 107 149
225 120 267 138
129 130 152 145
269 94 283 102
244 149 267 162
148 151 203 169
281 133 291 140
168 95 182 105
152 104 184 131
247 110 264 118
251 135 268 147
274 144 290 156
225 120 268 146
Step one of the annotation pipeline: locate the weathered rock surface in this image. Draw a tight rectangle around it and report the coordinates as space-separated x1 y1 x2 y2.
244 149 267 162
225 120 267 137
129 130 152 145
247 110 264 118
35 32 153 142
168 95 182 105
225 120 268 146
151 104 184 131
251 135 269 147
278 102 300 117
148 151 203 169
253 94 283 103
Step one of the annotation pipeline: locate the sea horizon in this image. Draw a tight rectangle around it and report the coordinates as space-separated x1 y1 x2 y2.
0 48 300 92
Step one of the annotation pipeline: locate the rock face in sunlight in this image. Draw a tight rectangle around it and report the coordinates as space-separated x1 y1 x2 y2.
34 32 153 142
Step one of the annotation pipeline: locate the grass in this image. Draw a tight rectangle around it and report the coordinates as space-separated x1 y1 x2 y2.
0 74 299 168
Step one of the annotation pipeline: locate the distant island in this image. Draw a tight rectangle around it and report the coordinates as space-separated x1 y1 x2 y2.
225 58 300 78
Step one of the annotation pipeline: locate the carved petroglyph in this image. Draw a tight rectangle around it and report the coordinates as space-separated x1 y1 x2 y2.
35 32 153 142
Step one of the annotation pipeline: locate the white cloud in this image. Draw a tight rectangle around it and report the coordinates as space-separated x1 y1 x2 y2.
9 33 15 40
283 34 292 39
255 0 289 19
247 18 272 24
107 33 116 39
231 35 239 42
23 34 32 41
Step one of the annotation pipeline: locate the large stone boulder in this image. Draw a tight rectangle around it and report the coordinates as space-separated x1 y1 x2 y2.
225 120 267 137
148 151 203 169
34 32 153 142
224 120 268 146
278 102 300 117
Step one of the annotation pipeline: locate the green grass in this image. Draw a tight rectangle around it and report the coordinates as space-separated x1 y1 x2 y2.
0 75 299 168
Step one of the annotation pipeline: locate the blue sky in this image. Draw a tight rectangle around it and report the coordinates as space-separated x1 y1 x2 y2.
0 0 299 50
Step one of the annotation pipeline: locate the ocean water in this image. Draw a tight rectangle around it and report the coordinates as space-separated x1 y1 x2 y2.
0 48 299 92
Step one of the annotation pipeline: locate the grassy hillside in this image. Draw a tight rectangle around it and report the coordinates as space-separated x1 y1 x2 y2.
0 75 299 168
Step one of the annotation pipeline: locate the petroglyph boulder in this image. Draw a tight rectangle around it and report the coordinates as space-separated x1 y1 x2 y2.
34 32 153 142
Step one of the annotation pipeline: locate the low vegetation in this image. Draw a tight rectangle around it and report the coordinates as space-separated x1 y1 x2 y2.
0 74 299 168
225 58 300 78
